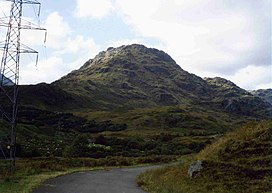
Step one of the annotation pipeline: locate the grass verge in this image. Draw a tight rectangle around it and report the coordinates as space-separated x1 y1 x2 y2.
0 167 102 193
137 121 272 193
0 155 176 193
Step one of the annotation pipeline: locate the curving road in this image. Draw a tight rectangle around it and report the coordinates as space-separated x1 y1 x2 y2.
33 166 159 193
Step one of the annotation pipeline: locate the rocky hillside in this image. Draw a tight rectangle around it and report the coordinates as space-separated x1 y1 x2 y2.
18 44 271 118
251 89 272 105
54 44 213 110
204 77 250 98
205 77 272 117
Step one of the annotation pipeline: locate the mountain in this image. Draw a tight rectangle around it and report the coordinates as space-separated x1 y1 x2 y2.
250 89 272 105
204 77 251 98
205 77 272 117
0 74 14 86
17 44 272 117
51 44 270 117
54 44 213 110
6 44 272 158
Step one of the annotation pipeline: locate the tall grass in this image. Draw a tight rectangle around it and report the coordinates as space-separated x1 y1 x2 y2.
138 121 272 193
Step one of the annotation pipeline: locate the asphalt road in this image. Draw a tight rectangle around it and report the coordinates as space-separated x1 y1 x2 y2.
32 166 159 193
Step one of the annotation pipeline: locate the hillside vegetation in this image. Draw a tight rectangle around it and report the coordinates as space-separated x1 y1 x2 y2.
251 89 272 105
0 103 255 159
1 44 271 161
138 121 272 193
1 106 217 159
17 44 272 119
1 44 272 193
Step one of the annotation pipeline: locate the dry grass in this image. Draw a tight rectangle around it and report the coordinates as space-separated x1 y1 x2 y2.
138 121 272 193
197 121 271 161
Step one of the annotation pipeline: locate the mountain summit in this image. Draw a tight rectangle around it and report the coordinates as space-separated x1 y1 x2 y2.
55 44 212 109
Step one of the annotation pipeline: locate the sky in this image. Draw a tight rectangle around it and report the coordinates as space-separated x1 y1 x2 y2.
0 0 271 90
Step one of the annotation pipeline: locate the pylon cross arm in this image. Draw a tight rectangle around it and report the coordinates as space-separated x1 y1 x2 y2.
2 0 40 5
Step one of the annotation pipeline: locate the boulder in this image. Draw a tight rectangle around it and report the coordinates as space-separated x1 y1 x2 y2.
188 160 204 178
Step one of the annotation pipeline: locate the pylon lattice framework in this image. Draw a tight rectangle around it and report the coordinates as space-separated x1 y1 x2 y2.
0 0 45 171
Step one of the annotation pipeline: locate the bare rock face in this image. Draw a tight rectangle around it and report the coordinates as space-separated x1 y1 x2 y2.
251 89 272 105
205 77 272 117
188 160 204 178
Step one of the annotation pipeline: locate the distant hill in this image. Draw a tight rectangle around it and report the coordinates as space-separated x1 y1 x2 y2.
205 77 271 117
250 89 272 105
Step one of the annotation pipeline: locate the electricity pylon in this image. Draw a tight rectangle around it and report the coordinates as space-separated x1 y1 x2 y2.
0 0 45 172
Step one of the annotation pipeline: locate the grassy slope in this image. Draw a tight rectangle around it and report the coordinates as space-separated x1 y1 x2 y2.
2 105 227 159
137 121 272 193
251 89 272 105
75 105 250 136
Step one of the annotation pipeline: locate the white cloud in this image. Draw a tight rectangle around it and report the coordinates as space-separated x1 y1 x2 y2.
55 35 98 55
115 0 271 89
1 2 104 85
20 12 71 50
20 54 100 84
41 12 99 56
74 0 114 19
44 12 71 49
19 36 100 84
19 11 100 84
107 38 159 49
116 0 252 63
0 1 11 17
226 65 272 90
20 56 65 84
